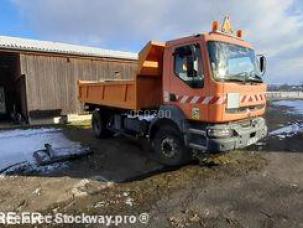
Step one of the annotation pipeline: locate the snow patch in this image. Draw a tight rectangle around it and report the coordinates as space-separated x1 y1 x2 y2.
270 100 303 138
273 100 303 115
0 128 87 174
269 123 303 138
0 161 70 176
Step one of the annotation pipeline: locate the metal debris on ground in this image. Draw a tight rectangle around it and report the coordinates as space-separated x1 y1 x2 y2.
33 143 92 166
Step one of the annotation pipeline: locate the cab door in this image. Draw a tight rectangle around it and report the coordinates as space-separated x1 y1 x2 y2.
163 40 209 121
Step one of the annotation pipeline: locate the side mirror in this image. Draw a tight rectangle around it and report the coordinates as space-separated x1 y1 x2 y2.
257 55 267 76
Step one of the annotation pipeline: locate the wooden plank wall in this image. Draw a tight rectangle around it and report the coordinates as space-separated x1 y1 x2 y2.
20 53 138 116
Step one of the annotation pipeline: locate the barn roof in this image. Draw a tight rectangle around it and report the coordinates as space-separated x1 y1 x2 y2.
0 36 138 60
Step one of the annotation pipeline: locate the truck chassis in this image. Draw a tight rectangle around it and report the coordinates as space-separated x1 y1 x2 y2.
88 105 267 166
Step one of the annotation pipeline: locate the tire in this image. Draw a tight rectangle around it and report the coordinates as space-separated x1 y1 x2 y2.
152 126 192 166
92 110 113 138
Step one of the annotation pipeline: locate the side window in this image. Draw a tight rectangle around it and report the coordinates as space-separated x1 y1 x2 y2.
174 44 204 88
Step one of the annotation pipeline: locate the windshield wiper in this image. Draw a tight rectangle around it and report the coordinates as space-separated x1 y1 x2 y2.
219 72 262 83
246 77 262 83
224 72 248 83
224 77 245 83
246 73 263 83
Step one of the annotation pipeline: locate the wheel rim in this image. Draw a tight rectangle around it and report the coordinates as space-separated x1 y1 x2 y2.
161 137 177 158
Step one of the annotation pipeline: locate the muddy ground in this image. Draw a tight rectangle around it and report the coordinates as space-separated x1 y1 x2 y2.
0 102 302 227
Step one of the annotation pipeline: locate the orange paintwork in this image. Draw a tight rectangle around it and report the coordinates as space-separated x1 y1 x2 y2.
78 41 165 110
78 80 137 110
79 24 267 123
163 32 266 123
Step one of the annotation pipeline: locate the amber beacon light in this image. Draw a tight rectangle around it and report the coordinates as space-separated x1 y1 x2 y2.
211 16 244 39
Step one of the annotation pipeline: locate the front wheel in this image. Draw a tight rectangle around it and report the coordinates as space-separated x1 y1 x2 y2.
152 126 192 166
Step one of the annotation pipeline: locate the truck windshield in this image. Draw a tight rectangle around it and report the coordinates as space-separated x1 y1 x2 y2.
208 41 262 83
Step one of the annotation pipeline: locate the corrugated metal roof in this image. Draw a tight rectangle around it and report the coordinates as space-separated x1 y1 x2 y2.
0 36 138 60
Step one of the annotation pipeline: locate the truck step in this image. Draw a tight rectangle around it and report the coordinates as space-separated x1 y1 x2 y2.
187 128 206 136
188 143 207 151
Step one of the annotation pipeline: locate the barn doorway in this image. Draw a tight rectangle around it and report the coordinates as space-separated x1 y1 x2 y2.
0 52 27 124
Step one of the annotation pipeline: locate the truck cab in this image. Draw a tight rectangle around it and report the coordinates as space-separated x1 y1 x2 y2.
79 17 268 166
160 18 267 153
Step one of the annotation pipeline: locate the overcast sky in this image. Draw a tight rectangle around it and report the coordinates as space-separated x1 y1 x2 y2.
1 0 303 84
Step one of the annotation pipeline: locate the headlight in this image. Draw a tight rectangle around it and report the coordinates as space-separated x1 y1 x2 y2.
207 129 233 138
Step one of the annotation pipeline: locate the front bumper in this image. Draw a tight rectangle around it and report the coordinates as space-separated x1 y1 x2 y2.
206 117 268 152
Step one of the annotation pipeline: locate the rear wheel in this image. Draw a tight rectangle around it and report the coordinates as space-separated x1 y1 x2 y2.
92 110 113 138
152 126 192 166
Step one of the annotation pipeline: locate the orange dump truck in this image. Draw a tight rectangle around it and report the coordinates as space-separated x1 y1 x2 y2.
79 17 268 166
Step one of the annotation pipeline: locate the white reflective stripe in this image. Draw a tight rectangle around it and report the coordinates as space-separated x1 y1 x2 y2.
190 96 200 104
180 95 189 103
202 96 213 104
163 91 169 102
215 96 226 104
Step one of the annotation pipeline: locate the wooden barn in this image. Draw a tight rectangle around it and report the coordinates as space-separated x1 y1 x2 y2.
0 36 138 124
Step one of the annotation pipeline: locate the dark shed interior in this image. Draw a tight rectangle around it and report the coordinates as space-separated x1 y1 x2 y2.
0 52 27 122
